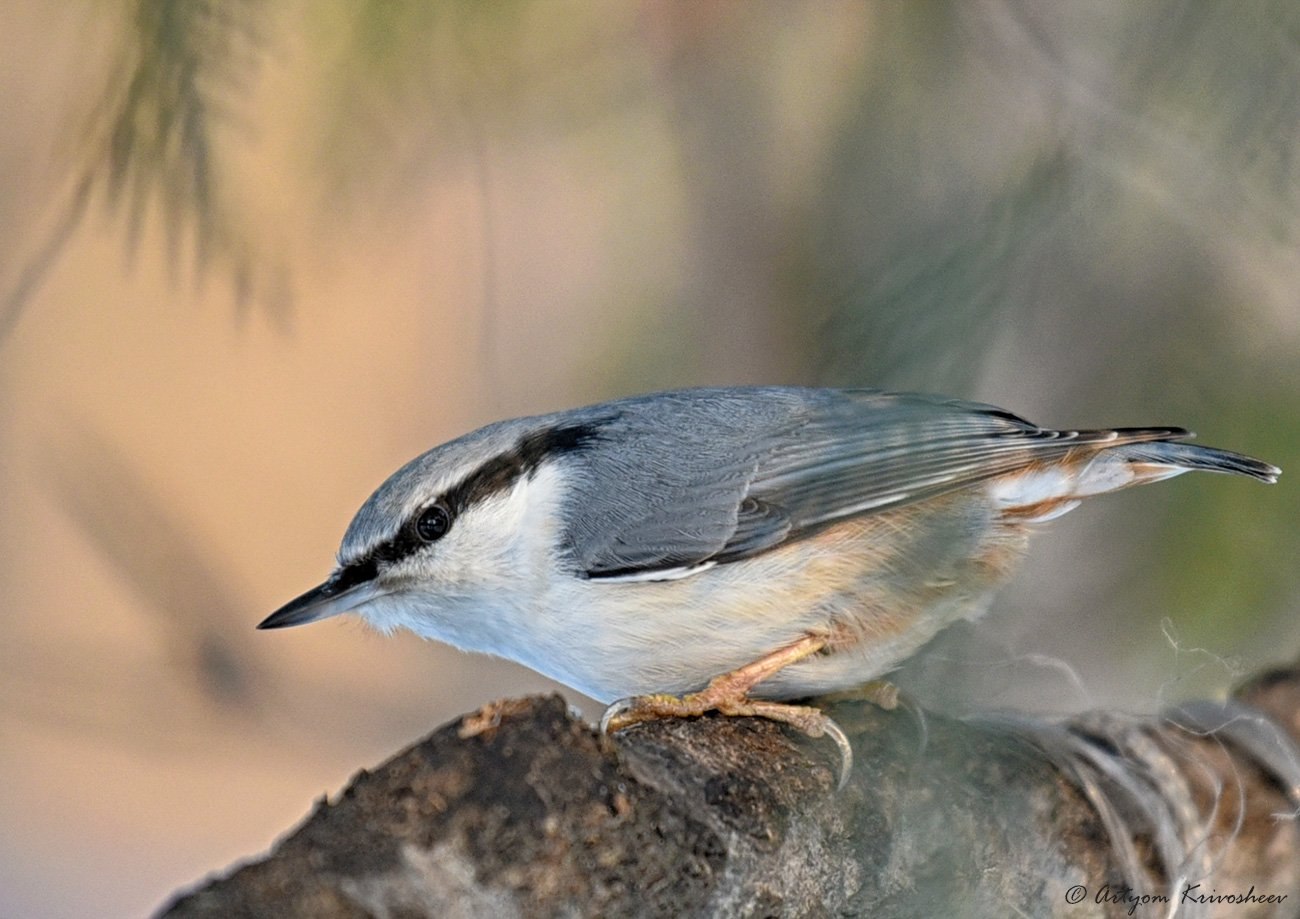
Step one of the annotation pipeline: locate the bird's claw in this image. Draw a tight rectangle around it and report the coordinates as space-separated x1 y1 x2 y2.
599 693 853 790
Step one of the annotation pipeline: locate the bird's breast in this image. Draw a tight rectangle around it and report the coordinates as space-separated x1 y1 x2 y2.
527 491 1029 701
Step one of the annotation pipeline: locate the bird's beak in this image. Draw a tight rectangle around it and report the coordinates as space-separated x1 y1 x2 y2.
257 573 382 630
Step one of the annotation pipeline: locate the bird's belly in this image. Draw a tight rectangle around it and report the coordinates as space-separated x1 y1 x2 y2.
535 494 1028 702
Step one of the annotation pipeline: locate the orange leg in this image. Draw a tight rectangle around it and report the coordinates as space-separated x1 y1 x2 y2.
599 635 855 789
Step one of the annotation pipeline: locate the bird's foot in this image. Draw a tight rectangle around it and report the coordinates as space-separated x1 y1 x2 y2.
600 679 853 790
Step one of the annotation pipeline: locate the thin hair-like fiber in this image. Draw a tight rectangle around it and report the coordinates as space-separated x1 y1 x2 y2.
974 702 1300 918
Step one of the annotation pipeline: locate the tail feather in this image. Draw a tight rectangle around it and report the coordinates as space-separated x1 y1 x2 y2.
990 429 1278 521
1114 440 1280 483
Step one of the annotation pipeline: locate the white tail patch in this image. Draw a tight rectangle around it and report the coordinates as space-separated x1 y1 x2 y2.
1074 455 1189 496
987 467 1077 507
987 467 1084 523
989 454 1193 523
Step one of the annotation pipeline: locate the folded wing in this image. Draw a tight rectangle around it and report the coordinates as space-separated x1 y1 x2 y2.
561 388 1204 580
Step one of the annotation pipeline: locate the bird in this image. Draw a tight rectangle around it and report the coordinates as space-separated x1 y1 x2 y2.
258 387 1279 783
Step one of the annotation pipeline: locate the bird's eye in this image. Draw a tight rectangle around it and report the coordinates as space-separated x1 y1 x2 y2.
416 504 451 542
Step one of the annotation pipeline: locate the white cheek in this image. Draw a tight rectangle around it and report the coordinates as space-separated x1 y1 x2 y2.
358 463 569 655
435 463 564 589
440 501 525 586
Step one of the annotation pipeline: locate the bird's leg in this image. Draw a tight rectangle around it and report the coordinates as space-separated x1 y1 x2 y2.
600 635 855 788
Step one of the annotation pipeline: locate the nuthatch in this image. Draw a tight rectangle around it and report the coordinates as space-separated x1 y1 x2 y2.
259 387 1278 782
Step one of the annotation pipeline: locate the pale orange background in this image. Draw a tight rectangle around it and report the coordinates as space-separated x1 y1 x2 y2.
2 5 1297 917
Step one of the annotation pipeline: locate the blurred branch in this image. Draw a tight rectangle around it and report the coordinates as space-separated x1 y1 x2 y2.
2 0 274 340
159 664 1300 917
96 0 265 259
817 152 1070 394
46 423 264 710
0 175 94 341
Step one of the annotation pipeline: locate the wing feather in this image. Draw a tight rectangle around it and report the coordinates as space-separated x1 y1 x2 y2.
558 388 1178 579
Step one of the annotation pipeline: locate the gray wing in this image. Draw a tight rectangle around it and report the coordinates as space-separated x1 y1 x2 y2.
557 387 1170 579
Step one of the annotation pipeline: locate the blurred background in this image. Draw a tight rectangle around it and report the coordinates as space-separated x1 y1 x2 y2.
2 2 1297 915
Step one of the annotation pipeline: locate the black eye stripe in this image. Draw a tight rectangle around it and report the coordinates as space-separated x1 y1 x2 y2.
440 422 605 516
326 556 379 594
368 530 423 565
336 420 607 581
